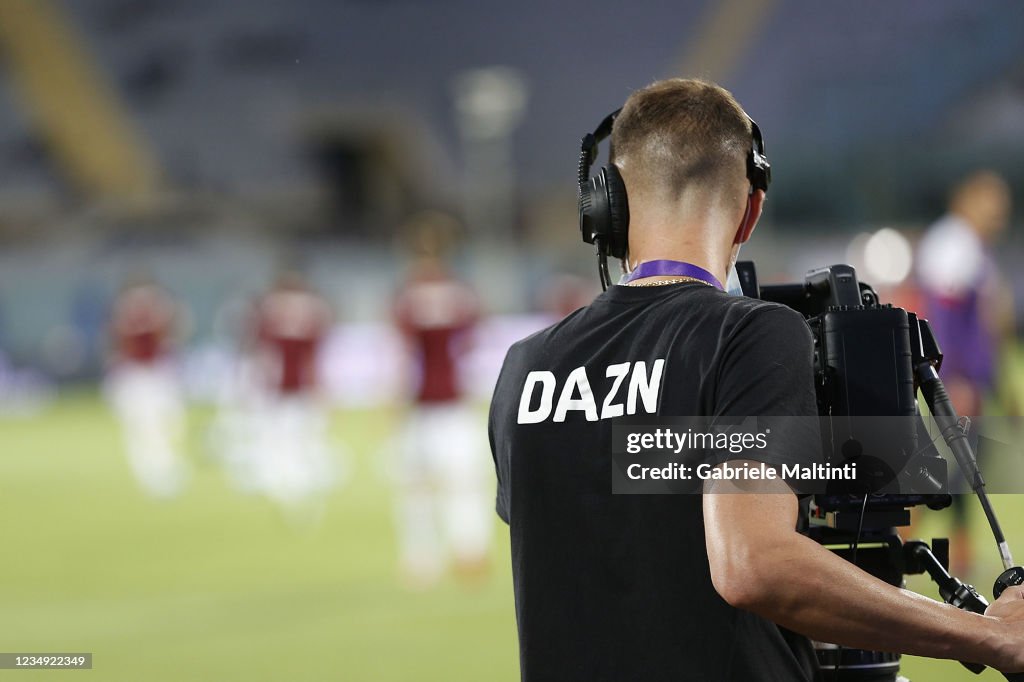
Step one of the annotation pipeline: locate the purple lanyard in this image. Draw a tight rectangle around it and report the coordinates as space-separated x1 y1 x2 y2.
622 260 724 290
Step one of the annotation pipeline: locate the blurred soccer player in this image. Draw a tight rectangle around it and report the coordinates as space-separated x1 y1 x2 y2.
251 271 337 518
917 170 1014 573
393 212 491 588
106 277 187 498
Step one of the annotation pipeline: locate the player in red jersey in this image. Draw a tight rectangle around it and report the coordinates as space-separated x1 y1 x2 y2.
393 213 492 588
250 271 337 518
106 277 187 498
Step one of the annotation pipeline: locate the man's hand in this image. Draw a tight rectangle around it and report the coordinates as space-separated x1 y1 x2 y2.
703 460 1022 673
985 585 1024 672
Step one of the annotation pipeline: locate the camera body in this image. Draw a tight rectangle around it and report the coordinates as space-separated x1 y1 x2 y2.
738 262 950 503
738 262 960 680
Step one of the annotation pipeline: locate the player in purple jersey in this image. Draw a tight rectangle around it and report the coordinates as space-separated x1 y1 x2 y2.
917 170 1015 574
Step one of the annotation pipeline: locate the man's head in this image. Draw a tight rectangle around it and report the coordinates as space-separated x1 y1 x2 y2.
949 170 1011 243
609 79 764 272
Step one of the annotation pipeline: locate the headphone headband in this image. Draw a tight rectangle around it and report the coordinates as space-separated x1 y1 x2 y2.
747 118 771 193
578 108 621 189
593 108 620 141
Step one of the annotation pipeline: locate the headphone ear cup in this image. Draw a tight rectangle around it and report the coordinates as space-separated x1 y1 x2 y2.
579 175 608 253
603 165 630 260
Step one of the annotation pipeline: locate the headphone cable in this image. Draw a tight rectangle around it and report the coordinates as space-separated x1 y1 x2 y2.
598 252 612 290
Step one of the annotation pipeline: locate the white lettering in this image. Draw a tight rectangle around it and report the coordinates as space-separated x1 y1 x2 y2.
627 359 665 415
600 362 630 419
553 366 599 422
517 371 556 423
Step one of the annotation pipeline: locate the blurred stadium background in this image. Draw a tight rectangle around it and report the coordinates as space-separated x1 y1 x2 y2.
1 0 1024 680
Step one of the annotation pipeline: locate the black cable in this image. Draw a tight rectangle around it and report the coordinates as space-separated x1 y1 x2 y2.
851 493 869 572
918 363 1014 568
832 493 870 682
598 252 611 291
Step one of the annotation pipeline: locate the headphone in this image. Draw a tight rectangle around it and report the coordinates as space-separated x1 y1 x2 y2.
577 107 772 288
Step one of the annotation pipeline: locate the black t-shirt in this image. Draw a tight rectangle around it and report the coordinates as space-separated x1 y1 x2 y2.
489 281 821 682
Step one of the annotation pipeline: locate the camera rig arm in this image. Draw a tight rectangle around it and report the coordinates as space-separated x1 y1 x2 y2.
912 317 1024 596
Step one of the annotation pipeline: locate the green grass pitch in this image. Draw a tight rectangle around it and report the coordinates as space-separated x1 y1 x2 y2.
0 393 517 681
0 392 1021 680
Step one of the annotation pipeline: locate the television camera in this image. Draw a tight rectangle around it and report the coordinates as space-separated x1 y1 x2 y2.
739 261 1024 681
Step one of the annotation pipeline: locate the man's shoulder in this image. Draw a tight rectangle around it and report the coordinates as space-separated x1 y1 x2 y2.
503 307 587 365
659 288 809 340
708 290 796 316
507 291 808 356
718 295 809 332
731 300 814 359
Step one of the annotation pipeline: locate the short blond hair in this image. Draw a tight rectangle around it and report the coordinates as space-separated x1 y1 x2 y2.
610 78 752 200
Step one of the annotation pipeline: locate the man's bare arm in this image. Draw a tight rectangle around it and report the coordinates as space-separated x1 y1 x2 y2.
703 460 1024 673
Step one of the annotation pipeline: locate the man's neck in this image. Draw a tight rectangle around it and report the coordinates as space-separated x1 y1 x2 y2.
625 245 729 288
622 204 736 287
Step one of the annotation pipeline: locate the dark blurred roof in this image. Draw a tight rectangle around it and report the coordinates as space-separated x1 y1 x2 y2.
41 0 710 196
1 0 1023 214
733 1 1024 147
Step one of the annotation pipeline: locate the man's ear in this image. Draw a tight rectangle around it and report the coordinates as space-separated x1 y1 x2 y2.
733 189 766 245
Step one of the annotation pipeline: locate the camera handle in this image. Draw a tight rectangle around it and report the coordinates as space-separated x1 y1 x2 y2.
905 541 1024 680
906 541 986 675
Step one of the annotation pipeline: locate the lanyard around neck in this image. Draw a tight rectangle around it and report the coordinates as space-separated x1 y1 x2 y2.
622 260 724 290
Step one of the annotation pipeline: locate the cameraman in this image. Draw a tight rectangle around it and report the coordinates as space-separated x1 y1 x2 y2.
488 78 1024 681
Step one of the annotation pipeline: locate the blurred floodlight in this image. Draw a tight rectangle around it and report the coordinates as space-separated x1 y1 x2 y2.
862 227 913 286
452 66 528 237
452 66 528 139
844 232 872 277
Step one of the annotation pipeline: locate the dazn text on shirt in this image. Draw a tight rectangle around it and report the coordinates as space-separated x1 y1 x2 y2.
516 359 665 424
